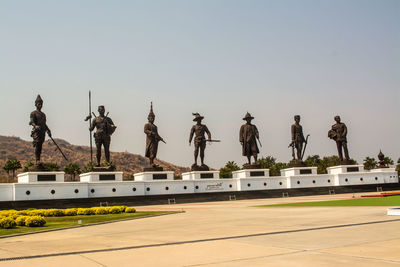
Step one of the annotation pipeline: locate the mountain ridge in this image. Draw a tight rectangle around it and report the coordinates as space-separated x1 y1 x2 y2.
0 135 189 181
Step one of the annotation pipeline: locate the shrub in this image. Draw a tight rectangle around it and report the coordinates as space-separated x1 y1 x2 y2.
64 208 77 216
77 208 95 215
125 207 136 213
25 216 46 227
0 217 17 229
15 216 28 226
0 210 18 218
94 207 108 215
27 209 46 217
43 209 65 217
107 206 122 214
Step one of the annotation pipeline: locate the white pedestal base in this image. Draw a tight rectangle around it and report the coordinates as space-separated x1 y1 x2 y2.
387 208 400 216
17 172 65 183
281 167 317 177
327 165 364 174
134 171 174 181
80 172 123 182
182 171 220 180
232 169 270 179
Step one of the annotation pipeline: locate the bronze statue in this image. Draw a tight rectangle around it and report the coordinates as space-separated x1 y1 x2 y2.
89 105 116 167
29 95 51 164
288 115 309 166
328 115 350 164
144 102 165 170
240 112 261 167
189 113 214 171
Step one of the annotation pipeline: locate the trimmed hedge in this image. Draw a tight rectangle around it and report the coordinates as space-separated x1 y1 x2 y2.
0 217 17 229
0 206 136 220
25 216 46 227
125 207 136 213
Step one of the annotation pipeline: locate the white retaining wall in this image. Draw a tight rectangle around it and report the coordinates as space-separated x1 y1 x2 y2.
1 168 398 202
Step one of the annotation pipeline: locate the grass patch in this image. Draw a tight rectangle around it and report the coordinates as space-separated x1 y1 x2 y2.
0 211 172 237
259 195 400 207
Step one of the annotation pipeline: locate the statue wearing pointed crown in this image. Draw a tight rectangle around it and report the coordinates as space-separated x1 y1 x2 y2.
29 95 51 164
144 102 165 171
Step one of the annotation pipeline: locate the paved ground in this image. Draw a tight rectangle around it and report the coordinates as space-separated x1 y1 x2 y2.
0 192 399 266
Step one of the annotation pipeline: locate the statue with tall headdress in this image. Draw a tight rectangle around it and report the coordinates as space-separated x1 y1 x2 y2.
29 95 51 164
144 102 165 171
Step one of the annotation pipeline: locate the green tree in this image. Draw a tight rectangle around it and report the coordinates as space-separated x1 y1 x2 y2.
23 161 35 172
383 157 394 166
64 163 81 181
363 157 377 170
270 162 287 176
220 161 240 178
45 162 60 171
304 155 321 167
396 158 400 175
258 156 276 169
3 159 22 181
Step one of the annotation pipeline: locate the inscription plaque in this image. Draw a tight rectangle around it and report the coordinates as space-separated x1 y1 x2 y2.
200 173 214 179
153 174 167 180
99 174 115 181
37 174 56 181
250 171 264 177
347 167 359 172
299 169 312 175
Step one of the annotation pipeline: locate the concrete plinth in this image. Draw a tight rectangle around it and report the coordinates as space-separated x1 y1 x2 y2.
80 172 123 182
327 165 364 174
281 167 317 177
134 171 174 181
182 171 220 180
17 172 65 183
232 169 270 179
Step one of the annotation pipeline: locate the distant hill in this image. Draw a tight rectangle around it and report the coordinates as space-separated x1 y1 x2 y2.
0 135 189 181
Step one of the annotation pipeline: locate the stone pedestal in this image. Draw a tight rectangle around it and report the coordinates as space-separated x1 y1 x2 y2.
327 165 364 174
134 171 174 181
182 171 220 180
79 172 123 182
17 172 65 183
232 169 269 179
281 167 317 177
370 167 396 173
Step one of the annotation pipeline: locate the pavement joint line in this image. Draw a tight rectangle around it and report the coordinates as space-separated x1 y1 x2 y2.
0 211 184 239
0 218 399 262
79 254 108 267
312 250 400 264
182 250 307 267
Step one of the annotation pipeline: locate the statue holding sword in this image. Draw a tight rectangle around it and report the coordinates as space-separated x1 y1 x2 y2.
144 102 166 171
88 105 117 167
189 113 219 171
29 95 68 168
288 115 309 166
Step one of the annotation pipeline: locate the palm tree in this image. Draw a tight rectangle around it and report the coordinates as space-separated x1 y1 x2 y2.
3 160 22 182
64 163 81 181
363 157 377 170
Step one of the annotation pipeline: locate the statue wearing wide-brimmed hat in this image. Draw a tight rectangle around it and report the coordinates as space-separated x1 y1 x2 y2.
189 113 213 171
144 102 165 171
29 95 52 164
240 112 261 167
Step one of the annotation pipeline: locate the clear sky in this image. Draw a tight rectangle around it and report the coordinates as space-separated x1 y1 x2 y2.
0 0 399 168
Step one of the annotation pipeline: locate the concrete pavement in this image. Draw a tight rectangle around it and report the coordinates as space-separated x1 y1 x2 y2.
0 192 399 266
